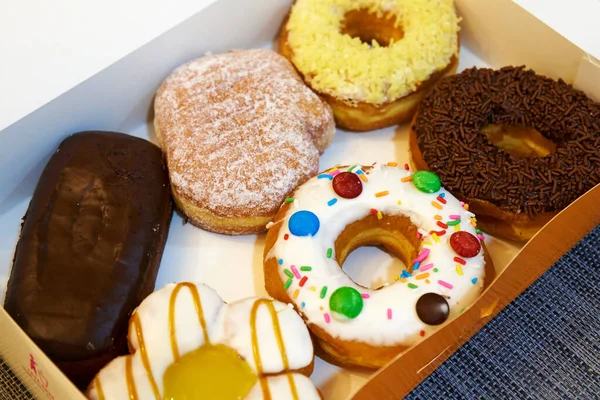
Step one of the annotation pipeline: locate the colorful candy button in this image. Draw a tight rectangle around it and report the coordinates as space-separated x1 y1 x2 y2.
416 293 449 325
412 171 441 193
332 172 363 199
329 287 363 320
288 211 320 237
449 231 481 258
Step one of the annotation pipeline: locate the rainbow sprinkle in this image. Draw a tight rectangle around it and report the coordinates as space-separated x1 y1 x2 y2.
318 174 333 180
278 259 283 265
432 232 440 243
320 286 328 299
446 219 461 226
301 302 305 308
326 248 333 258
284 197 295 203
401 176 413 182
348 165 357 172
284 278 293 290
387 308 393 320
436 196 447 204
431 201 443 210
404 163 410 170
292 289 299 299
416 273 430 280
299 276 308 287
300 266 312 271
408 283 418 289
330 169 340 177
377 211 383 220
456 265 463 276
387 162 398 167
412 248 430 264
375 190 389 197
454 225 461 232
284 269 293 278
434 215 443 220
359 174 368 182
327 198 338 206
477 234 485 241
291 265 301 279
324 313 331 323
454 257 466 265
472 278 478 284
397 200 402 205
437 221 449 229
449 214 460 220
438 280 453 289
361 293 370 299
420 263 434 272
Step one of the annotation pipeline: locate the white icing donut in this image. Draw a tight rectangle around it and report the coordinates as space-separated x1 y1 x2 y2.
86 282 318 400
265 163 489 348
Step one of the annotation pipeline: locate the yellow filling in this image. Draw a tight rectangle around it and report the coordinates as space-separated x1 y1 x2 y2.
163 344 257 400
286 0 459 105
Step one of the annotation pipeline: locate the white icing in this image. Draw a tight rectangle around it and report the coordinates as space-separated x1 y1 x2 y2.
246 374 321 400
87 282 315 400
266 163 488 347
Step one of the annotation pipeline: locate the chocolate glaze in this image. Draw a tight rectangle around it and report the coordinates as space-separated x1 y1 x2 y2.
415 66 600 217
4 131 173 388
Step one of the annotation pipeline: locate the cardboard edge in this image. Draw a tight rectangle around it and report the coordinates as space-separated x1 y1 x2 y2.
0 308 83 400
352 183 600 399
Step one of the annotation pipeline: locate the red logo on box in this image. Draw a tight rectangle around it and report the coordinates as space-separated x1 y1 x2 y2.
22 354 55 400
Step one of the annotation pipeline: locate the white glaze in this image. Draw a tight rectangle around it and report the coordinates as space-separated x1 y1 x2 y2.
266 163 488 346
247 374 320 400
86 282 316 400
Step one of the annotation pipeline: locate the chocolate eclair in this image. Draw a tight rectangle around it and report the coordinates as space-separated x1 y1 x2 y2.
4 131 173 388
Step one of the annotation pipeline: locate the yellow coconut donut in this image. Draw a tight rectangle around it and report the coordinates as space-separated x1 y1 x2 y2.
279 0 460 131
86 282 320 400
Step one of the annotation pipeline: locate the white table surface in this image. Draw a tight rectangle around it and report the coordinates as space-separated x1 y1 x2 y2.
1 0 599 133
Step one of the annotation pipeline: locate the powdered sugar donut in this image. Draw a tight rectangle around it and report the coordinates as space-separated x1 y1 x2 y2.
263 163 495 368
86 282 319 400
154 49 335 234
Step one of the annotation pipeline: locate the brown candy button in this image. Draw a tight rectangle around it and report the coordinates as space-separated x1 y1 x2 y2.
332 172 363 199
449 231 481 258
416 293 449 325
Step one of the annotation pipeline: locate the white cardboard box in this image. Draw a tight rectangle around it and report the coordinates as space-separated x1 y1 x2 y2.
1 0 599 399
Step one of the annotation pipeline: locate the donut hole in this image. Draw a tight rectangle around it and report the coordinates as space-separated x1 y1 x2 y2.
335 214 419 289
481 124 557 158
341 9 404 47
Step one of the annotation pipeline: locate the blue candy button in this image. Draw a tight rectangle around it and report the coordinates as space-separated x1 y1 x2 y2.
288 211 320 237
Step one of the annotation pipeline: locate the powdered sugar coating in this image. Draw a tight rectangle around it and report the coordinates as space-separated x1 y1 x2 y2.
154 49 335 220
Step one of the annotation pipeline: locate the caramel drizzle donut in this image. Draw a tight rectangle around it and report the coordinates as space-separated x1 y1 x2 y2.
411 66 600 239
264 163 494 368
87 283 318 400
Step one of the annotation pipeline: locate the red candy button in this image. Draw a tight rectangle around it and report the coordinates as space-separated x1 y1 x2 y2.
449 231 481 258
332 172 362 199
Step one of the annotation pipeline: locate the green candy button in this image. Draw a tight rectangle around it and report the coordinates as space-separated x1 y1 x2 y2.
412 171 441 193
329 287 363 320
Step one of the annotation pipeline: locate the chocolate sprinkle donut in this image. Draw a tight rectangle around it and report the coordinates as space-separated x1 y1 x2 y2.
414 66 600 218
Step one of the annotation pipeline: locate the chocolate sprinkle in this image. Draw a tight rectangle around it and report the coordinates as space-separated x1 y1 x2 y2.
415 66 600 217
